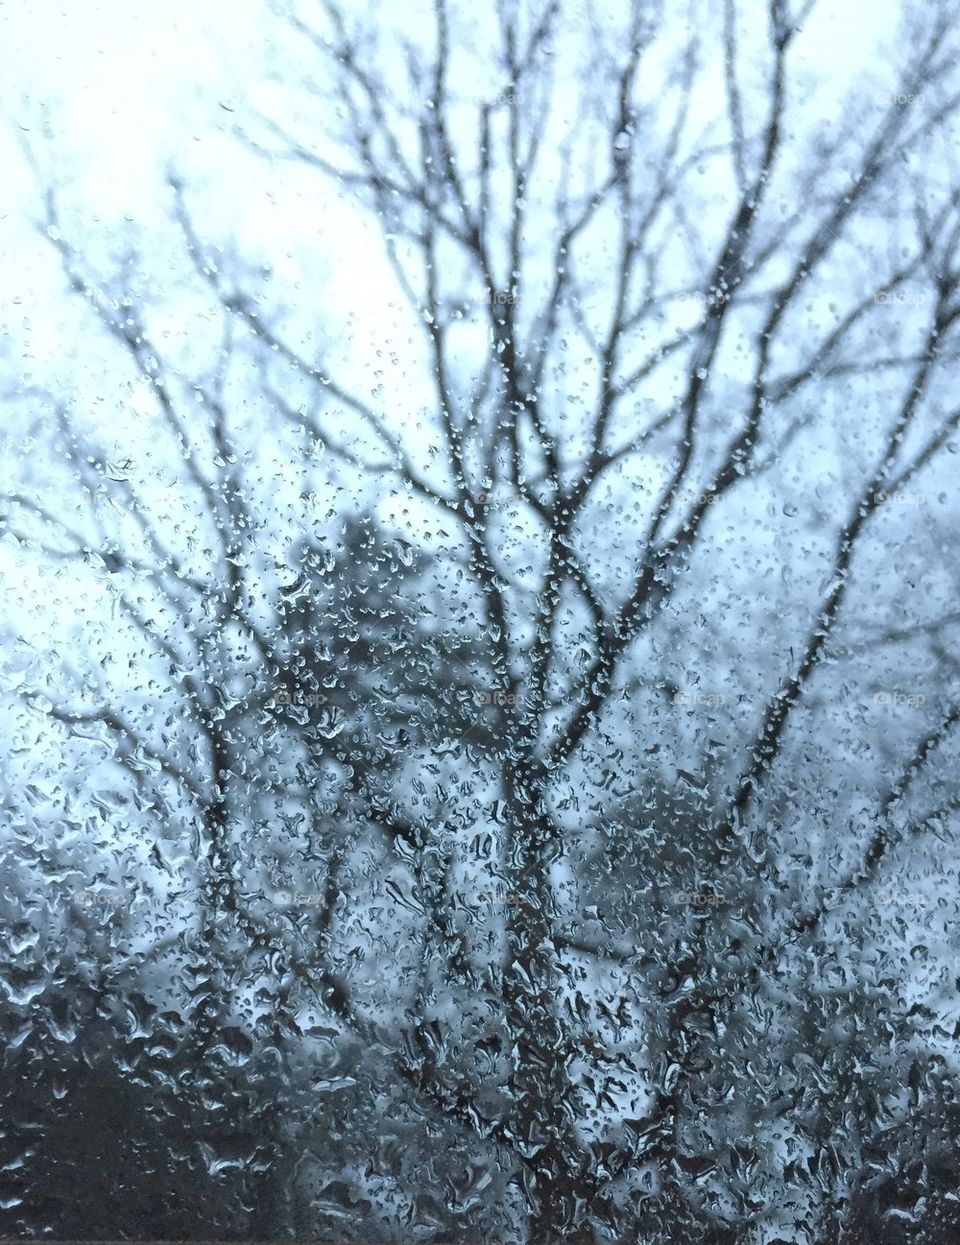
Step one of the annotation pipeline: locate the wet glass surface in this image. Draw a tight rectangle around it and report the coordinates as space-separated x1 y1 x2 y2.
3 2 960 1241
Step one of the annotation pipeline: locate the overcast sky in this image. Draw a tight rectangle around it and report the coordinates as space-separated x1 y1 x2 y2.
0 0 902 237
0 0 907 649
0 0 903 353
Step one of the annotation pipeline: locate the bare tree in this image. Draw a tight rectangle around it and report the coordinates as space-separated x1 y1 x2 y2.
6 0 960 1241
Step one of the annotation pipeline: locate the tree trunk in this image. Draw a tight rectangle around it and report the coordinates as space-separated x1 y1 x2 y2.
503 769 598 1243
